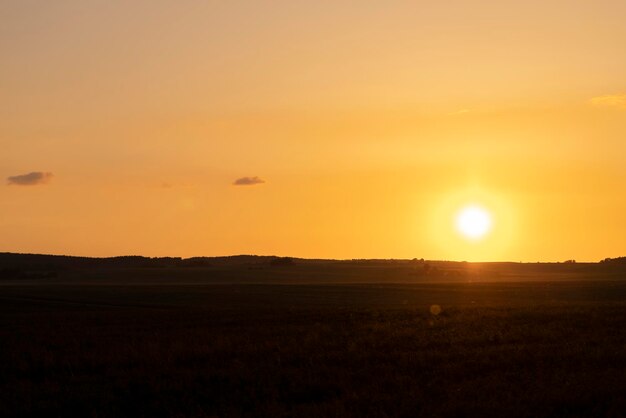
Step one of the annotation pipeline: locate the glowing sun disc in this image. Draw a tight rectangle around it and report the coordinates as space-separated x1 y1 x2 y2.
456 205 492 240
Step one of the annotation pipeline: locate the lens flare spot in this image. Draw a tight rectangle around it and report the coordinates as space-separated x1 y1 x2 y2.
430 304 442 315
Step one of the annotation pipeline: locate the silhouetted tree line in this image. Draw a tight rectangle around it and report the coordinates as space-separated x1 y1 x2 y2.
0 253 300 276
600 257 626 265
0 253 183 270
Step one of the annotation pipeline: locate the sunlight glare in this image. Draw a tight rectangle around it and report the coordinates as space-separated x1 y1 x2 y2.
455 205 492 240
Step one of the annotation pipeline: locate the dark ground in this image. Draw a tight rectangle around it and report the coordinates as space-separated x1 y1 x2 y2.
2 258 626 417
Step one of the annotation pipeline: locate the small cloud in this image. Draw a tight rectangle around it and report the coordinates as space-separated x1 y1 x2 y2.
7 172 53 186
589 94 626 109
157 181 196 189
233 176 265 186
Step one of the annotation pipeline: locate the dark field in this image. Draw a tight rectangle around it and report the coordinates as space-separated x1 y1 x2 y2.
2 259 626 417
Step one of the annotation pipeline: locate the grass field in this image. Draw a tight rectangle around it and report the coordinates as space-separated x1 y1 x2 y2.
2 261 626 417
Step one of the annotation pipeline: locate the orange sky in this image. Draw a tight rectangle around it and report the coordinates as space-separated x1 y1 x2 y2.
2 1 626 261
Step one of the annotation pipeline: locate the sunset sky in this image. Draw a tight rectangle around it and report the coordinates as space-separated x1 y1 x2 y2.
2 1 626 261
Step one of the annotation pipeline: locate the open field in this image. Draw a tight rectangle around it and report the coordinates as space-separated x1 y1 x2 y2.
2 257 626 417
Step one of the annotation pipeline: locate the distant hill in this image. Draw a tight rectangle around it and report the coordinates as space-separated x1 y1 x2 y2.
2 252 626 283
2 251 626 279
0 253 301 279
0 252 297 270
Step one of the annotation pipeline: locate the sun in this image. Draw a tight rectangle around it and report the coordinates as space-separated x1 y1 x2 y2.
425 187 516 260
455 205 492 240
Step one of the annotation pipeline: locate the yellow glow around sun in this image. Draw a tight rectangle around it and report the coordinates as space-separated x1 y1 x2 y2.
455 205 492 240
422 186 519 261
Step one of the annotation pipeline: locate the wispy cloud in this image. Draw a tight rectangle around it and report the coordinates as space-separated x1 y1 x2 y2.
7 172 53 186
233 176 265 186
589 94 626 109
448 109 471 115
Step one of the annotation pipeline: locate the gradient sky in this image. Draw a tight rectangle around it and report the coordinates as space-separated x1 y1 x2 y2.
2 0 626 261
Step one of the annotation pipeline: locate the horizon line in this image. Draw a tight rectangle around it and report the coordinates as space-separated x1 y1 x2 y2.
0 251 620 264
